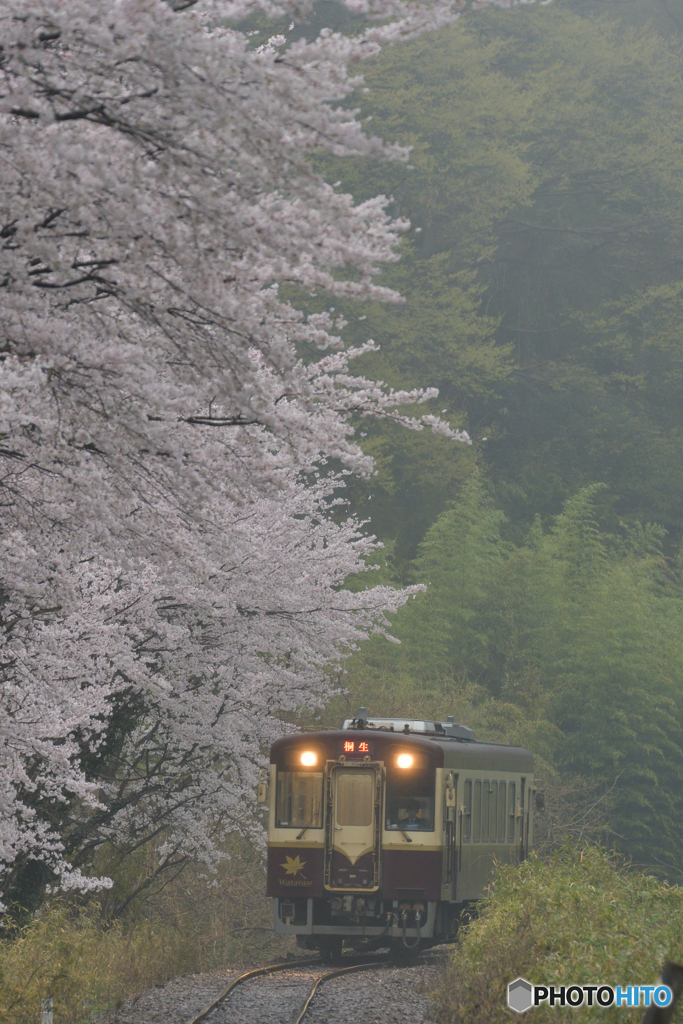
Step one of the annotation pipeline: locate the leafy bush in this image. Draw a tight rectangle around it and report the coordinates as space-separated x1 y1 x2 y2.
0 908 181 1024
0 846 289 1024
431 847 683 1023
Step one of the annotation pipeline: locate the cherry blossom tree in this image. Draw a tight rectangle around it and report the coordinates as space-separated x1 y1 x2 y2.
0 0 521 907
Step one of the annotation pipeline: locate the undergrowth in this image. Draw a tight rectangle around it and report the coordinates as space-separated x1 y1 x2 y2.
431 846 683 1024
0 842 291 1024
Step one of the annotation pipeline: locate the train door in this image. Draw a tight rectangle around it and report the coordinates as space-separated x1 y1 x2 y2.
519 776 527 862
324 763 381 891
443 772 457 897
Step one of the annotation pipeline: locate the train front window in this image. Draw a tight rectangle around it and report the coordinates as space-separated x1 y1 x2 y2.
337 770 374 827
385 763 435 832
275 771 323 828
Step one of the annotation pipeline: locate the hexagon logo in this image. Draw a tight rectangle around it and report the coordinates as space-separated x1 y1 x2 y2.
508 977 534 1013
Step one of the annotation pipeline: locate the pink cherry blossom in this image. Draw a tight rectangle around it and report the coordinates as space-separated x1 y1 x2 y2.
0 0 519 905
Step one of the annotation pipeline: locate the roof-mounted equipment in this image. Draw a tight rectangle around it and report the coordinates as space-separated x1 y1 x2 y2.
343 712 475 741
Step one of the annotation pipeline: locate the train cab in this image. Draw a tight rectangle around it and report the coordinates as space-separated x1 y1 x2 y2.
264 711 535 957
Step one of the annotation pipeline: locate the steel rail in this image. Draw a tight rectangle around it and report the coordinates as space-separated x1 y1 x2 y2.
292 957 390 1024
186 948 434 1024
187 956 322 1024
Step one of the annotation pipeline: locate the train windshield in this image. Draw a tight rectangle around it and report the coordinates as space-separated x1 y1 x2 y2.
275 771 323 829
385 764 435 832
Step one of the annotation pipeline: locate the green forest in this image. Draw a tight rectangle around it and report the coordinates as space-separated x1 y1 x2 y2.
313 0 683 881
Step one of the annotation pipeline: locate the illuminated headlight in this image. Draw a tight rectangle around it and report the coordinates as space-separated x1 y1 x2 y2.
397 753 414 769
300 751 317 767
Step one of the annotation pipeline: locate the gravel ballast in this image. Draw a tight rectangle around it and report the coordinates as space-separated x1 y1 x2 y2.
105 950 448 1024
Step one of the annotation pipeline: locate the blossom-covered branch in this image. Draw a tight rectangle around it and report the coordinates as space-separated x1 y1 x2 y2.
0 0 523 908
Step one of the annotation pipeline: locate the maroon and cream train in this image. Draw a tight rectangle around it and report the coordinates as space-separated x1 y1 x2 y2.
263 711 536 957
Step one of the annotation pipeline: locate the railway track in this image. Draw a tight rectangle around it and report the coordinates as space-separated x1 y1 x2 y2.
187 951 432 1024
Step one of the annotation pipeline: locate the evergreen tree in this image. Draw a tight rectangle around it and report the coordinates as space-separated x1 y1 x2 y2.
346 483 683 871
320 6 683 554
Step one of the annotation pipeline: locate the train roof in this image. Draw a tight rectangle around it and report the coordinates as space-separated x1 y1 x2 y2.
271 719 534 772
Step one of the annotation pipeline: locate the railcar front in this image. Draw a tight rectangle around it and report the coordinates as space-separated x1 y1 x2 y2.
265 716 534 957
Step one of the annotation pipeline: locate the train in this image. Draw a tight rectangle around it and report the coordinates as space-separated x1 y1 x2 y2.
262 709 539 958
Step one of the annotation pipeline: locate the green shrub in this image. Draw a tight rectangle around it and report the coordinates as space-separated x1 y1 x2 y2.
431 846 683 1023
0 847 290 1024
0 908 179 1024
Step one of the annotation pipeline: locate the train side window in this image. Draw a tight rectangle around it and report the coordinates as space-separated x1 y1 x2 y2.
481 779 490 842
507 782 516 842
489 782 497 843
463 780 472 841
498 782 506 842
473 780 482 842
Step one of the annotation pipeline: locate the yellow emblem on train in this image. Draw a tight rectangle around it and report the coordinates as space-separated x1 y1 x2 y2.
282 855 306 877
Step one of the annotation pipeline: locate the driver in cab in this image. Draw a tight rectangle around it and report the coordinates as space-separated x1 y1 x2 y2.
397 799 423 829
